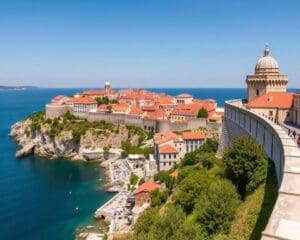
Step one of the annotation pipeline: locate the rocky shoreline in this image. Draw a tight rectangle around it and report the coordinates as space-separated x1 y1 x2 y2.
10 115 140 161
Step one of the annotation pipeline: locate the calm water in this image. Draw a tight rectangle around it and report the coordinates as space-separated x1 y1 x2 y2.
0 87 262 240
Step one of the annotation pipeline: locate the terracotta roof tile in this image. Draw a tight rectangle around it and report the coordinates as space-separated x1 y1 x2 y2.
134 180 158 195
159 144 178 153
182 131 205 140
247 92 293 108
73 96 97 104
154 131 181 144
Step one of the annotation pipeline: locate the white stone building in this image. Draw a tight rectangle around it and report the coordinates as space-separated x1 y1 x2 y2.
73 96 98 113
154 131 205 171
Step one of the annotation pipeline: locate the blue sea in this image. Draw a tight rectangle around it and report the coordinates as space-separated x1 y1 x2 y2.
0 87 270 240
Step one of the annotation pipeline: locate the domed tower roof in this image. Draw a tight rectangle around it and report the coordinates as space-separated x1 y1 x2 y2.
105 81 110 86
255 46 279 74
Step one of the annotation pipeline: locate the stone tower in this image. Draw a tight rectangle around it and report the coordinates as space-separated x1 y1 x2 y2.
246 46 288 102
104 81 111 92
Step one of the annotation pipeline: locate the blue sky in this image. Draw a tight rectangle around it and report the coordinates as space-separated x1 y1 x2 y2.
0 0 300 88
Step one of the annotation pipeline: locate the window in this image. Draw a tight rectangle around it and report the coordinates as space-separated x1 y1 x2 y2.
256 89 259 96
163 154 166 159
169 162 171 166
163 162 166 166
169 154 171 158
174 153 176 158
269 111 273 117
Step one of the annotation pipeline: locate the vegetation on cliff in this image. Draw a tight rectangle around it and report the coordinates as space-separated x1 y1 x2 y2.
124 136 276 240
13 111 152 159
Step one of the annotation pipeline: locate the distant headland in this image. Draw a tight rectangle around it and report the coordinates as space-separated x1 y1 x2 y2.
0 85 39 90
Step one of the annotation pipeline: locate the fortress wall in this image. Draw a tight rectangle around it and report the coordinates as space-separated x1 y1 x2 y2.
45 104 70 119
124 115 144 128
219 99 300 240
142 119 157 131
46 106 211 133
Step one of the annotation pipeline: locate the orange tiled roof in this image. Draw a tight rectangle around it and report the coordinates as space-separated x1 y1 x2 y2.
144 109 167 120
83 89 106 95
83 89 116 96
141 105 156 111
73 96 97 104
247 92 293 109
182 131 205 140
172 103 199 116
159 144 178 153
154 96 174 105
134 180 158 195
112 104 130 113
51 95 66 104
154 131 181 144
129 105 143 115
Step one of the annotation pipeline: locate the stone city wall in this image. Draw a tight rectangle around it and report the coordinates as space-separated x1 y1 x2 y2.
45 104 210 132
219 99 300 240
45 104 71 119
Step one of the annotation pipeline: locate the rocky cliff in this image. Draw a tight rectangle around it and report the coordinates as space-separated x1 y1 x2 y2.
10 113 144 160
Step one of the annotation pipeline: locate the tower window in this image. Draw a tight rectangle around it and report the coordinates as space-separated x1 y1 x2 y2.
256 89 259 96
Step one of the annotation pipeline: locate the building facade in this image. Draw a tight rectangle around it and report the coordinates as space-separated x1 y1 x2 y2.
73 96 98 113
154 130 205 171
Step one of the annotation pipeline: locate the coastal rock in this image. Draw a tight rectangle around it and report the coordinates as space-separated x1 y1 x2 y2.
16 143 35 157
10 117 141 161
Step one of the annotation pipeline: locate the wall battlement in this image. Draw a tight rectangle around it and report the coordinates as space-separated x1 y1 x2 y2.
219 99 300 240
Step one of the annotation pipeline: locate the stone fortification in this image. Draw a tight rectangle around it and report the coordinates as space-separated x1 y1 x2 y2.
45 104 212 133
219 99 300 240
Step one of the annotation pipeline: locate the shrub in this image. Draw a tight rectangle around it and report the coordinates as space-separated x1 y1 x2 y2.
150 189 168 207
197 107 208 118
154 171 170 183
132 205 209 240
223 136 268 197
173 171 211 214
138 178 145 186
130 173 139 186
194 178 240 234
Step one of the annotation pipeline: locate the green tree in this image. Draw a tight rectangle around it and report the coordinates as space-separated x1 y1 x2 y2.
165 175 176 194
173 171 211 214
130 172 139 186
223 136 268 197
194 178 240 235
197 107 208 118
132 206 209 240
154 171 170 183
150 189 168 207
138 178 145 186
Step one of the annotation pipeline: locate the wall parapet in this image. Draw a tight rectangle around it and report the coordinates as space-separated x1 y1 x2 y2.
220 99 300 240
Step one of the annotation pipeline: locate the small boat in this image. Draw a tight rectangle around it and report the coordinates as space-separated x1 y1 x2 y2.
107 187 120 193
